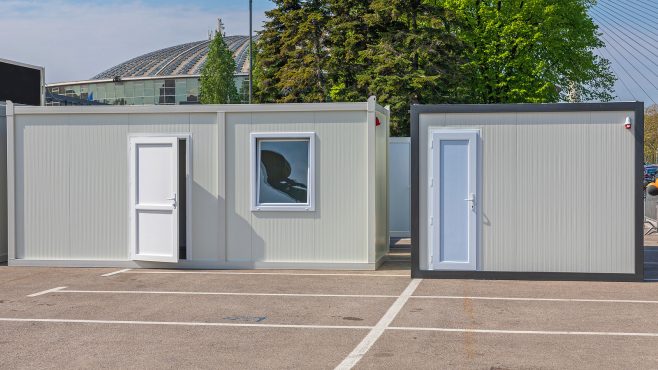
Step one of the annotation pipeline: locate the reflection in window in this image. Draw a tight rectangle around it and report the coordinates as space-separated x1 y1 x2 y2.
257 139 310 205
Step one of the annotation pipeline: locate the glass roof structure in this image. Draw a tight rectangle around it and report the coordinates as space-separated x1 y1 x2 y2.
92 35 254 80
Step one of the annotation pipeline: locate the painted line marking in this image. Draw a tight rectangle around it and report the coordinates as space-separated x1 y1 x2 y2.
0 317 371 330
101 269 131 277
56 289 398 299
123 271 408 277
335 278 422 370
387 327 658 338
27 287 67 297
411 295 658 304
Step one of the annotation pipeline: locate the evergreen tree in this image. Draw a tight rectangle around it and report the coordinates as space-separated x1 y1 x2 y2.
357 0 466 136
326 0 372 102
443 0 615 103
255 0 329 103
200 31 239 104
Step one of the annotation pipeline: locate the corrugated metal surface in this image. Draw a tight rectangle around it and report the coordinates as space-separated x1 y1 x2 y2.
0 105 6 261
11 104 378 267
419 110 636 273
389 138 410 237
374 112 389 262
225 111 370 264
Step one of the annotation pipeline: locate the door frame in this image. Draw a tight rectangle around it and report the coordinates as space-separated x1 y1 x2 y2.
427 128 480 271
128 133 193 261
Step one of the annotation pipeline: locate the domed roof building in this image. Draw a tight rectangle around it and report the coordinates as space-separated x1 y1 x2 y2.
46 35 254 106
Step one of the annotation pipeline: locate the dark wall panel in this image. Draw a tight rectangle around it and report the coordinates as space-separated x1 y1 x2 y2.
0 61 42 105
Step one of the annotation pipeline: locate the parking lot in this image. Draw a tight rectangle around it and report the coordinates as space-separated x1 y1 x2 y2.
2 261 658 369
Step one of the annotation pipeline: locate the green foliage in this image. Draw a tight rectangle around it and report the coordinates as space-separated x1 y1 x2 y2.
254 0 616 136
358 0 465 135
255 0 329 103
443 0 615 103
200 32 239 104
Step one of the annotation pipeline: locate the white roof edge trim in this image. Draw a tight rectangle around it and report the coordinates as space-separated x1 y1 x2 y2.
0 57 44 71
13 102 370 115
46 73 249 87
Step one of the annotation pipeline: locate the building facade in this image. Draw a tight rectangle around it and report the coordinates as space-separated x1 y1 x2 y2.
46 36 254 106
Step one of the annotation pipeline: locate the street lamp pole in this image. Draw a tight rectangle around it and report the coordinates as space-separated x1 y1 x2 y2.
249 0 253 104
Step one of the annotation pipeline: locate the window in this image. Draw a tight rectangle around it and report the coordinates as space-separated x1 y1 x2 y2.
251 133 315 211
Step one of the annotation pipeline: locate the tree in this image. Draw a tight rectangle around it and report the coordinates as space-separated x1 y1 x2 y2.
645 104 658 163
255 0 330 103
442 0 615 103
200 31 239 104
357 0 466 135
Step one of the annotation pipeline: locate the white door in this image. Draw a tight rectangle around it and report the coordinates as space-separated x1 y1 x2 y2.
130 137 179 262
429 130 478 270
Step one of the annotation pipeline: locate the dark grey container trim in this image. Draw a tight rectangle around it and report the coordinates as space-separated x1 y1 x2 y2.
410 102 645 282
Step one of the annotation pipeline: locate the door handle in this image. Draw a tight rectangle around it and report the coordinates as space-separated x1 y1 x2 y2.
166 193 177 208
464 193 476 210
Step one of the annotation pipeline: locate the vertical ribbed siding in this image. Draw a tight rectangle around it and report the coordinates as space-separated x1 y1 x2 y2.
225 111 369 264
374 112 389 262
15 112 224 261
313 111 368 263
225 113 253 262
189 113 220 261
18 115 70 259
420 111 636 273
68 115 130 259
0 107 6 261
589 111 635 273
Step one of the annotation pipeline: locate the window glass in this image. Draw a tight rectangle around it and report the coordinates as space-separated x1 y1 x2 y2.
258 139 309 204
144 80 155 97
124 82 134 98
164 79 175 88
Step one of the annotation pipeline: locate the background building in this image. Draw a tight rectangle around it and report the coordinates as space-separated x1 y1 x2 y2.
46 35 254 106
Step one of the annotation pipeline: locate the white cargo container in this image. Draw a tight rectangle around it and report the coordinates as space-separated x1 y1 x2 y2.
5 97 390 269
412 103 644 281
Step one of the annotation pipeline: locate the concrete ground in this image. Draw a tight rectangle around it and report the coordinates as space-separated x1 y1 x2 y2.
2 261 658 369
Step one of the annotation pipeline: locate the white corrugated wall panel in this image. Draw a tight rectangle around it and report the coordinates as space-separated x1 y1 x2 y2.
249 112 317 262
314 111 369 263
189 113 220 261
515 112 591 272
67 114 130 260
16 115 70 259
0 107 6 261
589 111 636 273
374 113 389 262
225 110 369 264
225 113 253 262
420 110 636 273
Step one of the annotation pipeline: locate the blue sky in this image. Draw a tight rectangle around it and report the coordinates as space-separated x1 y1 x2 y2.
0 0 656 106
0 0 274 83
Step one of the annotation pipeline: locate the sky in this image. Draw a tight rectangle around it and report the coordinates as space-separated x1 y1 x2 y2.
0 0 274 83
0 0 656 105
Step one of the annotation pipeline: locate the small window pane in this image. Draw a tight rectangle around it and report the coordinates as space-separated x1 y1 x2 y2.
258 139 309 204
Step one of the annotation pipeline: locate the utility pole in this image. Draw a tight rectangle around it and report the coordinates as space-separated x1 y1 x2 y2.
249 0 253 104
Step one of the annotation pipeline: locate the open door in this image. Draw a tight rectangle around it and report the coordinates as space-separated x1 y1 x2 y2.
428 129 478 270
129 137 179 262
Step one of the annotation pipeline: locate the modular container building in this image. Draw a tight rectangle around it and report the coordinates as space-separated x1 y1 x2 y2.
5 97 390 269
411 103 644 281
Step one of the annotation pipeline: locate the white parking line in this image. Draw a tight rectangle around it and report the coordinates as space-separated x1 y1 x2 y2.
101 269 131 277
55 289 398 299
27 287 67 297
0 317 371 330
335 278 422 370
122 271 408 277
387 326 658 338
411 295 658 304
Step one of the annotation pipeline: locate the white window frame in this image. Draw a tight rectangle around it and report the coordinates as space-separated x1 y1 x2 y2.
250 132 316 212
